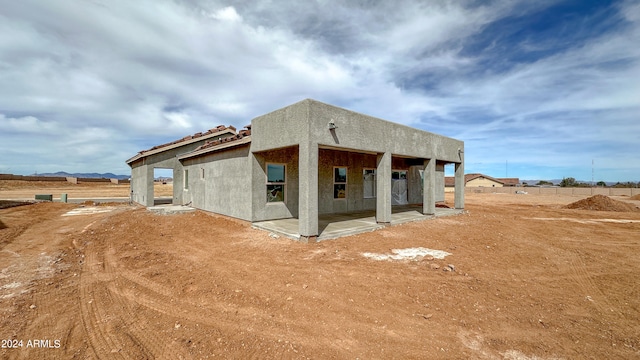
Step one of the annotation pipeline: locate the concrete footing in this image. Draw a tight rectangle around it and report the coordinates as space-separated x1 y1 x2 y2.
299 235 318 243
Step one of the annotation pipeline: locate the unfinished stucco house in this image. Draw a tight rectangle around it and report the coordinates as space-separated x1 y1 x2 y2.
126 99 465 241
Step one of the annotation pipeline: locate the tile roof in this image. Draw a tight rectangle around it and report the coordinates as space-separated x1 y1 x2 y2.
444 177 454 187
499 178 521 186
126 125 237 164
193 125 251 151
177 125 252 160
140 125 235 154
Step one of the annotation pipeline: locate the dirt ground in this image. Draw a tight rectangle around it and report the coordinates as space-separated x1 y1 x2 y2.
1 182 640 359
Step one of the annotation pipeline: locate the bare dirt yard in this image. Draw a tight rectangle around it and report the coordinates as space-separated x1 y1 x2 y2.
1 181 640 359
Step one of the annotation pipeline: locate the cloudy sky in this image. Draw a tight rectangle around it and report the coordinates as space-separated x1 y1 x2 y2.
1 0 638 182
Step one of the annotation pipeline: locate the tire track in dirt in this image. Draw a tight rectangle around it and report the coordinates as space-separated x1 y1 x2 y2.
76 209 297 358
1 252 68 358
101 244 189 359
79 235 165 358
101 237 280 327
562 248 633 348
566 251 613 316
103 241 240 324
1 205 114 359
17 250 73 359
105 280 277 358
99 240 297 358
78 222 201 359
79 247 123 358
525 214 618 317
104 247 174 298
71 206 166 359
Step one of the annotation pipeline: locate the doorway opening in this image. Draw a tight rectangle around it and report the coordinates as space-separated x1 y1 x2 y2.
153 168 173 205
444 163 455 197
392 170 408 205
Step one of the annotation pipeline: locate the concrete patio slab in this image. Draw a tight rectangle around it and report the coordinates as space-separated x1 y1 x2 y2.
252 206 464 241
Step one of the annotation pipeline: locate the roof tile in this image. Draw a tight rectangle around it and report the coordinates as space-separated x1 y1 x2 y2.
194 125 252 151
139 125 232 154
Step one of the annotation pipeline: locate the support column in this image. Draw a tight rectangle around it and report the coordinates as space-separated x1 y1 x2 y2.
423 158 435 215
454 161 465 209
145 166 154 207
435 163 445 202
298 142 319 241
376 152 392 224
407 166 423 204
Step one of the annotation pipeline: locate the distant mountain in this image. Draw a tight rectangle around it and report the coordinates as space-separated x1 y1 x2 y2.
521 179 560 186
32 171 130 180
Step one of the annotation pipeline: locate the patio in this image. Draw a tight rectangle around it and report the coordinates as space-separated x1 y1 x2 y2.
252 205 464 241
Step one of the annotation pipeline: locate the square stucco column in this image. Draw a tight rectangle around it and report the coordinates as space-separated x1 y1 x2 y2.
376 152 392 224
144 166 154 207
455 161 465 209
423 158 436 215
298 142 319 241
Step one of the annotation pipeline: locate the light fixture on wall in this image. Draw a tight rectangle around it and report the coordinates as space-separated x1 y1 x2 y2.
328 119 338 130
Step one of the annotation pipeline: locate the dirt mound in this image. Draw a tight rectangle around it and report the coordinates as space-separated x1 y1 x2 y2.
564 195 638 212
631 194 640 200
0 200 33 209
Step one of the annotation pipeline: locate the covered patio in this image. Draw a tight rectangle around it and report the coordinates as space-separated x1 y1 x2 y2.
252 205 464 241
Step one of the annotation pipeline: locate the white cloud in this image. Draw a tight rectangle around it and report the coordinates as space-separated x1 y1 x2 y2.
163 112 192 129
0 0 637 180
0 115 57 134
209 6 242 22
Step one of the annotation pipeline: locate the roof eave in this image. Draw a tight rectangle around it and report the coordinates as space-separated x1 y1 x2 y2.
178 136 252 161
125 128 237 165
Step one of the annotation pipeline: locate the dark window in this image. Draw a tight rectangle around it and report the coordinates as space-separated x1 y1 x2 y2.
334 167 347 199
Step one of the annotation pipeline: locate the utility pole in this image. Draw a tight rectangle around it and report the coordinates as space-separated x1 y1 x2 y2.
591 159 594 195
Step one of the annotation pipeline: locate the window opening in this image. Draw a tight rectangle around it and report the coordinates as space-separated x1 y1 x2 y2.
266 163 286 202
391 170 408 205
392 170 407 179
334 167 347 199
363 169 376 198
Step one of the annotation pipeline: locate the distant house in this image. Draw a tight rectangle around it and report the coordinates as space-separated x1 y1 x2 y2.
445 173 520 188
127 99 465 241
498 177 521 187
